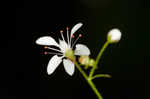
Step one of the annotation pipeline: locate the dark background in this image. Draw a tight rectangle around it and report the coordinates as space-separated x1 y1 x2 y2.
1 0 150 99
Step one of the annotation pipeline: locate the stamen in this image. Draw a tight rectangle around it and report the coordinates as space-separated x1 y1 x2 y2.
66 27 70 46
71 34 82 48
70 33 73 48
60 30 65 41
70 34 75 47
44 52 63 55
44 46 62 53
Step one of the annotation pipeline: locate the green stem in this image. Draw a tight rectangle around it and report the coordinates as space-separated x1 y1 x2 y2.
75 62 103 99
74 62 88 80
91 74 111 80
89 41 109 79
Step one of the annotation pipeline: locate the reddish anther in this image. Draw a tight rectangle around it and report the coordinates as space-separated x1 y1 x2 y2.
79 34 82 37
44 52 48 55
66 27 69 30
72 34 75 38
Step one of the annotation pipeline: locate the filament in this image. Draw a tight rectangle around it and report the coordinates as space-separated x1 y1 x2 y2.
46 52 63 55
71 36 79 48
71 34 82 48
70 34 73 48
60 30 65 41
66 27 70 46
45 46 62 53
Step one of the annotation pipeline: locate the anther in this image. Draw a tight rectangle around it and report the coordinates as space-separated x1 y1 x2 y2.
72 34 75 38
60 30 63 33
79 34 82 38
60 30 65 41
44 46 48 49
66 27 69 30
44 52 48 55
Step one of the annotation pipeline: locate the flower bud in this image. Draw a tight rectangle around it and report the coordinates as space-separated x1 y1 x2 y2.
88 59 95 66
107 28 121 43
79 56 89 66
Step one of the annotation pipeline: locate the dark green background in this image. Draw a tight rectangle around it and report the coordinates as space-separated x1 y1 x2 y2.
1 0 149 99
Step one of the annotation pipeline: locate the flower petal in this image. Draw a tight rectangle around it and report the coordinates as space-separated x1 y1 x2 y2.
36 36 59 47
71 23 83 36
63 59 75 76
74 44 91 56
59 39 69 53
47 55 62 75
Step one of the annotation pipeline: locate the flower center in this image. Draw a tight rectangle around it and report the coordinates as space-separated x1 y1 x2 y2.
65 49 74 60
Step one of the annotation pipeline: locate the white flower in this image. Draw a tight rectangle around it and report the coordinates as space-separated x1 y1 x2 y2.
36 23 90 76
107 28 122 43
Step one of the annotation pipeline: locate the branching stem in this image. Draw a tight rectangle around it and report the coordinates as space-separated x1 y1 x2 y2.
89 41 109 79
75 62 103 99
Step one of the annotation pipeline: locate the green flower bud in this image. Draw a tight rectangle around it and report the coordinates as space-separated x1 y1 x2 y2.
79 56 89 66
88 59 95 67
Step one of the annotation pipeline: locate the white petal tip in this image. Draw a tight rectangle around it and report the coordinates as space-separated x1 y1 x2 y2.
47 71 52 75
69 73 74 76
76 23 83 27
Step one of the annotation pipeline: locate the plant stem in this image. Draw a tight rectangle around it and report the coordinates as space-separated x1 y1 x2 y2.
75 62 103 99
91 74 111 80
74 62 89 80
89 41 109 79
88 79 103 99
